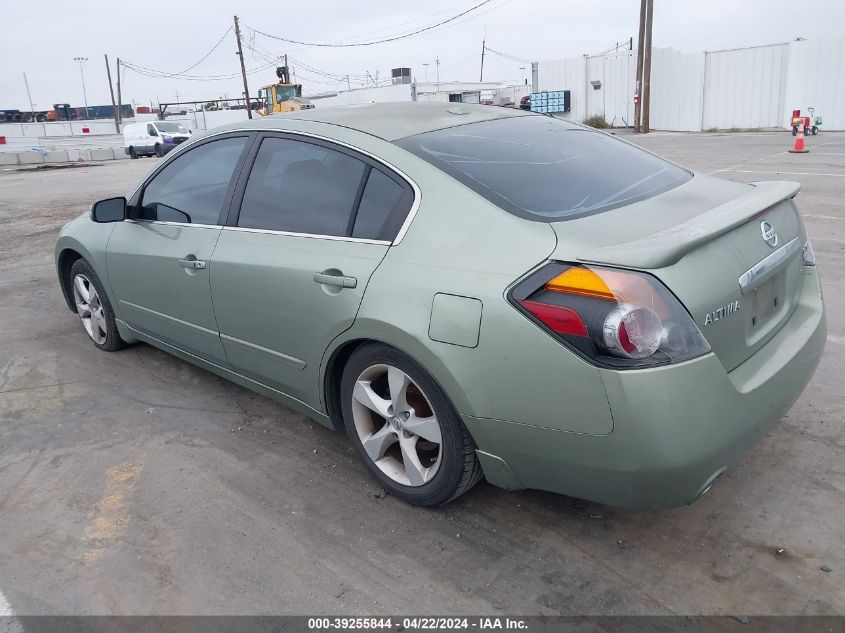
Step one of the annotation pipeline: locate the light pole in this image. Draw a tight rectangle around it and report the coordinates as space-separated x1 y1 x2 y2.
519 66 526 85
422 63 430 83
73 57 90 118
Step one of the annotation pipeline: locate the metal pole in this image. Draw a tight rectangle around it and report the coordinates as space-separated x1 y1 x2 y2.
104 54 119 133
480 39 486 82
422 63 429 83
22 72 36 121
634 0 646 132
116 58 123 127
435 56 440 86
74 57 89 118
346 75 351 91
642 0 654 133
233 15 253 119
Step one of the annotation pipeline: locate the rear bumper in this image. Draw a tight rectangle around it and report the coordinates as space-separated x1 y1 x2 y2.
464 267 826 509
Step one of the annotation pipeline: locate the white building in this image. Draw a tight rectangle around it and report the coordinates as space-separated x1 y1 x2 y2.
309 81 530 109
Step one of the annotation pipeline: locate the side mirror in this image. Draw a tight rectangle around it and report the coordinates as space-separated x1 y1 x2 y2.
91 197 126 223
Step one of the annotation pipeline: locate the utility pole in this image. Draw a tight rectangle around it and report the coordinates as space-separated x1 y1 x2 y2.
175 90 180 105
634 0 646 132
479 39 486 82
642 0 654 133
73 57 90 118
233 15 252 119
435 56 440 85
422 63 430 83
104 54 119 133
22 72 36 122
346 75 351 91
284 53 288 76
116 58 123 127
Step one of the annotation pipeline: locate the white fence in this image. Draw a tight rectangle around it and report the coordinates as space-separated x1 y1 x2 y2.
536 36 845 131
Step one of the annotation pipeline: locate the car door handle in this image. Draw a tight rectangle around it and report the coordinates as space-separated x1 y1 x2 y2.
178 258 206 269
313 271 357 288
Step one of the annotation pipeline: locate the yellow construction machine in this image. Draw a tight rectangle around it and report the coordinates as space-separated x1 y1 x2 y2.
257 66 314 115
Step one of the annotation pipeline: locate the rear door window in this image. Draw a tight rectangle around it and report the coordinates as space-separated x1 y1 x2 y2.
237 137 366 236
395 115 691 221
351 168 414 241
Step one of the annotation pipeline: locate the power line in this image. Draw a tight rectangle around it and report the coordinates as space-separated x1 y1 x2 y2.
250 0 497 48
484 45 531 64
121 26 234 79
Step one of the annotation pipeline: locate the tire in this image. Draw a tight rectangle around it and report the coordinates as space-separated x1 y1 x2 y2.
69 259 127 352
340 343 483 506
129 147 138 159
154 143 163 158
812 126 818 135
792 126 798 136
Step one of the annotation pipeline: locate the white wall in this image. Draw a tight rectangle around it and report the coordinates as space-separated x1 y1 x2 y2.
537 56 585 121
783 37 845 130
536 36 845 131
702 43 788 129
650 48 705 132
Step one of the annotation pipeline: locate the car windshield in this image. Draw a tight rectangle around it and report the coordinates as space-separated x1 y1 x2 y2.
395 115 691 221
157 122 188 134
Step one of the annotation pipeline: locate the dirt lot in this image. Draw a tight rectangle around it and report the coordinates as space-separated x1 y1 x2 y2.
0 132 843 616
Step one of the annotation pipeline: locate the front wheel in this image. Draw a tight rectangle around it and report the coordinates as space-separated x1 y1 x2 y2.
340 344 483 506
69 259 126 352
792 126 798 136
812 126 818 135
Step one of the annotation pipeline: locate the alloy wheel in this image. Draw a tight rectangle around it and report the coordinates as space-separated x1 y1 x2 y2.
72 273 108 345
351 363 443 487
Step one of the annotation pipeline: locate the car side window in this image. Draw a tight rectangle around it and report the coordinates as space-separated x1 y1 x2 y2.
352 168 414 241
147 124 158 136
138 136 248 225
237 137 366 236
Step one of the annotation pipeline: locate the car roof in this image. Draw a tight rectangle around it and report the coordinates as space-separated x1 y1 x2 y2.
235 102 537 141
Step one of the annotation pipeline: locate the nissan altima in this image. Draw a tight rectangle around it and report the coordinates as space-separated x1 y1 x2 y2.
55 103 826 508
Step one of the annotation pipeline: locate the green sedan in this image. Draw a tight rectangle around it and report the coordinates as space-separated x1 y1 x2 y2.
55 103 826 508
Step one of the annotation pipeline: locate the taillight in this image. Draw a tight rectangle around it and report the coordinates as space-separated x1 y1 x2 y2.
510 263 710 369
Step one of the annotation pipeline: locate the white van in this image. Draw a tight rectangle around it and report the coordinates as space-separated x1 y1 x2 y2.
123 121 191 159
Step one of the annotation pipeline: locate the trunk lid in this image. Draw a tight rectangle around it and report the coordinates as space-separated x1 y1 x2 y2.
549 175 805 371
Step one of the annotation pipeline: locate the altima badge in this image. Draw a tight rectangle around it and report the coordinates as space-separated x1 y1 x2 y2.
704 301 741 325
760 220 778 248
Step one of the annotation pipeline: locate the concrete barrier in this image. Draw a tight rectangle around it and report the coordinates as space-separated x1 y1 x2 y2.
0 153 18 166
112 148 129 160
44 150 70 163
86 148 114 161
16 151 44 165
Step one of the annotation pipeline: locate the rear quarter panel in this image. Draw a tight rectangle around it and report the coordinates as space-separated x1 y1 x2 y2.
315 130 615 436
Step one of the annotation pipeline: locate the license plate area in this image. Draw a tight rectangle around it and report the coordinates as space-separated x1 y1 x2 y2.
751 278 779 328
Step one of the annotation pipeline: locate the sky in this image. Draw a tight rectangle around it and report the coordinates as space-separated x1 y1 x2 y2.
2 0 844 111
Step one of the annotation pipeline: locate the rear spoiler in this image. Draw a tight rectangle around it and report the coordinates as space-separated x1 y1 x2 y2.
577 181 801 269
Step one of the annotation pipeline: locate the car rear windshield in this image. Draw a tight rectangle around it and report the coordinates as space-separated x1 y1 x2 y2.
394 115 692 221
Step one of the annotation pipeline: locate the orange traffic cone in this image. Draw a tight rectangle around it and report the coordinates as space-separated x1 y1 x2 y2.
789 126 809 153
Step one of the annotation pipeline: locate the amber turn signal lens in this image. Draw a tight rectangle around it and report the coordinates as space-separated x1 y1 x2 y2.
545 267 616 300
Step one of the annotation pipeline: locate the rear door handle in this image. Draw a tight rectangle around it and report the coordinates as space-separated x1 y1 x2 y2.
178 258 206 269
313 272 357 288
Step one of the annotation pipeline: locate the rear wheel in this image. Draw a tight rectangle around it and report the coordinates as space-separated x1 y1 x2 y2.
792 126 798 136
340 344 482 506
154 143 163 157
69 259 126 352
129 147 138 159
812 126 818 135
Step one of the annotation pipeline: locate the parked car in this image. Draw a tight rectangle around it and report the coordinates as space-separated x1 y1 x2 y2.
57 103 825 508
123 120 191 159
519 94 531 110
